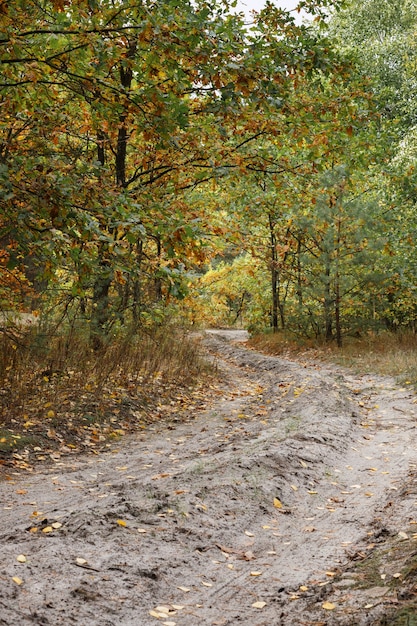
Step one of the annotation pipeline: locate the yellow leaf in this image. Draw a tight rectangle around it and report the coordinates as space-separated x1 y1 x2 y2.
16 555 27 563
163 622 176 626
51 522 62 529
291 485 298 491
300 585 308 592
252 601 267 609
151 473 171 480
250 571 262 576
245 530 255 537
177 586 190 592
322 601 336 610
12 576 23 585
76 558 87 565
116 519 127 527
46 410 55 418
155 606 170 613
149 610 161 618
42 526 53 533
137 528 147 533
273 498 283 509
201 581 213 587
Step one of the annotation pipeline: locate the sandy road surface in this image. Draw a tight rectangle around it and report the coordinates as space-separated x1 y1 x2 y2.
1 330 417 625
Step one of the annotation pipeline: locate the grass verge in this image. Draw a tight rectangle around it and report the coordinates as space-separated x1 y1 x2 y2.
248 331 417 385
0 324 212 471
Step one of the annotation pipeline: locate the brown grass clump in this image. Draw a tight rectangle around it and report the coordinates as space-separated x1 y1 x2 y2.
0 323 211 467
248 331 417 385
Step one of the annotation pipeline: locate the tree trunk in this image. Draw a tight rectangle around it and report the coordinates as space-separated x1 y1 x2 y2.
90 257 112 350
335 215 342 347
324 262 333 341
269 213 279 332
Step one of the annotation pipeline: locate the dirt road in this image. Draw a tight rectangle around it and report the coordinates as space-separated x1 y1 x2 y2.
1 330 417 625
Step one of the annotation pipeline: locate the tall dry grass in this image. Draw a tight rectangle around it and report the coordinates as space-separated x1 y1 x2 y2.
0 322 208 433
248 331 417 384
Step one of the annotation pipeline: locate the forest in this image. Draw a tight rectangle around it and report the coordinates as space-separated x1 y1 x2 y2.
2 0 417 342
2 0 417 440
4 4 417 624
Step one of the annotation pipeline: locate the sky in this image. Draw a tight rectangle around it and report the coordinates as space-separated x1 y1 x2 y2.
234 0 307 22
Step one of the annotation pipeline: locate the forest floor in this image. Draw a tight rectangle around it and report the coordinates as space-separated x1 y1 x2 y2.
2 329 417 625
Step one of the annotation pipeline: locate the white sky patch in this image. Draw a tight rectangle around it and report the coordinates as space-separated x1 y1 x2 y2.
234 0 308 23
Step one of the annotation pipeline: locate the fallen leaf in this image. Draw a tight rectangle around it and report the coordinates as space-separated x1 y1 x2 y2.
137 528 147 533
42 526 53 533
76 558 87 565
155 606 170 613
322 601 336 610
12 576 23 585
171 605 184 610
149 610 162 618
398 532 409 540
252 601 267 609
177 586 190 592
16 555 27 563
245 530 255 537
300 585 308 592
273 497 283 509
201 581 213 587
51 522 62 529
151 473 171 480
250 571 262 576
116 519 127 527
163 622 176 626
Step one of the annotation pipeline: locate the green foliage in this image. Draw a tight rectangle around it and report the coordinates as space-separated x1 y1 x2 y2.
2 0 417 347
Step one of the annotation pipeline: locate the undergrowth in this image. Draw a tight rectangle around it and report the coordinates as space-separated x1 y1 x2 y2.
248 331 417 386
0 322 211 467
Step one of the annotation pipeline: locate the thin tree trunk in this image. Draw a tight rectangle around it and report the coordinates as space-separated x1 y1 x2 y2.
324 262 333 342
269 213 279 332
335 214 342 347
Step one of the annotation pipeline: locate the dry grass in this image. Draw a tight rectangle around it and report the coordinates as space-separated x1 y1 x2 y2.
0 323 210 463
248 331 417 385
